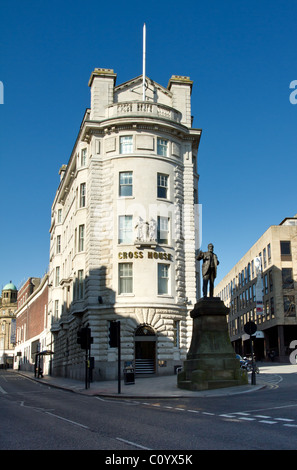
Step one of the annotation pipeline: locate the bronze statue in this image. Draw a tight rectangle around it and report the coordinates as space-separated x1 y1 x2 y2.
196 243 219 298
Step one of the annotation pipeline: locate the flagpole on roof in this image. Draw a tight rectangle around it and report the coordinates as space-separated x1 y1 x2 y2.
142 22 146 101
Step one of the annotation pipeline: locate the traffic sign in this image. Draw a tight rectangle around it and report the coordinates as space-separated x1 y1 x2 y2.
244 321 257 336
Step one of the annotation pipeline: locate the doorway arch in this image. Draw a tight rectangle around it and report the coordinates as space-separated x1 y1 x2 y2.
134 325 156 375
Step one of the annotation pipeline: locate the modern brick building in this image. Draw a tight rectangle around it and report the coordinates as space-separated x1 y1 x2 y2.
48 68 202 381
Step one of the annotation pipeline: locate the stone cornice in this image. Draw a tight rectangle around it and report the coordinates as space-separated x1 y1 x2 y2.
81 117 201 144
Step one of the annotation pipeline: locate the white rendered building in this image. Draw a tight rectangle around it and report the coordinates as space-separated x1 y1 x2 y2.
49 68 202 380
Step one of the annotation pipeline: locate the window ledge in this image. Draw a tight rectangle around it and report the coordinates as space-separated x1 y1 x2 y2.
157 295 174 299
118 196 135 200
156 198 173 204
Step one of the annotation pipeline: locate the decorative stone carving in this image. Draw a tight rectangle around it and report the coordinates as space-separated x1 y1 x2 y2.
135 217 157 246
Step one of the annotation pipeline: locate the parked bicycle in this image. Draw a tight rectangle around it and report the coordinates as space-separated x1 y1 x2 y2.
236 355 260 373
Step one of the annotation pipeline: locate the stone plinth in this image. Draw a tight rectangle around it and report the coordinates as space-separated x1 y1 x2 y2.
177 297 248 390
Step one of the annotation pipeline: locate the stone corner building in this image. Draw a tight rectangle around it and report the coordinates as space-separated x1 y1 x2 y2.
49 68 202 380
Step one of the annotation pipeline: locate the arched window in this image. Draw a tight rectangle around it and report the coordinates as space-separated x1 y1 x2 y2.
135 324 155 336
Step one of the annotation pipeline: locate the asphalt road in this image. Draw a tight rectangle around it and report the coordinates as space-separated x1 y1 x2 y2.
1 368 297 453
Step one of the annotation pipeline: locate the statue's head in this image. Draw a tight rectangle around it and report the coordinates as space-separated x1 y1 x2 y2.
208 243 214 252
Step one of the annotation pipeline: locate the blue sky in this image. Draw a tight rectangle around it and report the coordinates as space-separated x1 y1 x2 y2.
0 0 296 290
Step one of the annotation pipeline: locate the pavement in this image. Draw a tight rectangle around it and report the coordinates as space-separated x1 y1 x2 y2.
14 362 297 398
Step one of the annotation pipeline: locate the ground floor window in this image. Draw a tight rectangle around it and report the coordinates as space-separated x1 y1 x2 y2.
173 320 180 348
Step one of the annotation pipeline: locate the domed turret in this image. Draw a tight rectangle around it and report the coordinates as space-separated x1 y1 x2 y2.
2 281 17 305
3 282 17 291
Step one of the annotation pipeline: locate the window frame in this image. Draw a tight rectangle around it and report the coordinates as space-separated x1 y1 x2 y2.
157 138 168 156
173 320 180 348
79 182 86 208
78 224 85 252
157 173 169 199
283 295 296 316
118 215 133 244
157 216 169 244
77 269 84 299
56 235 61 254
280 241 291 255
119 171 133 197
120 136 133 154
282 268 294 289
118 262 133 294
57 209 62 223
158 263 170 295
267 243 271 263
81 148 87 166
54 300 59 319
55 266 60 287
264 273 268 294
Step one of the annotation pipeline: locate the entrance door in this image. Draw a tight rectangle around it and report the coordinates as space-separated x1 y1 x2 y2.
134 325 156 375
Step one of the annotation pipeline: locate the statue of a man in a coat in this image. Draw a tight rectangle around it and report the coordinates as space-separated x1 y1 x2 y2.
196 243 219 298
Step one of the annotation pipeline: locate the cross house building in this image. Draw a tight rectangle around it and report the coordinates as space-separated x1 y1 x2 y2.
48 68 202 380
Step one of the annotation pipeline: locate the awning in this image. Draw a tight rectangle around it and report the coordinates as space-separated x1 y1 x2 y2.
35 350 54 356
